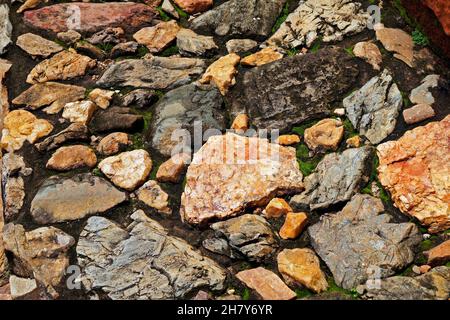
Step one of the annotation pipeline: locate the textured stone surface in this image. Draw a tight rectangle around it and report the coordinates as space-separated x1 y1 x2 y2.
409 74 439 105
376 27 414 67
308 194 422 290
191 0 286 38
236 267 296 300
31 174 126 224
364 266 450 300
122 89 158 108
173 0 212 14
241 48 283 67
89 107 143 133
16 33 63 58
343 69 402 144
264 198 292 219
291 146 373 211
279 212 308 240
304 118 344 151
149 83 226 156
226 39 258 53
136 180 171 214
353 41 382 70
77 211 226 299
133 20 180 53
9 276 42 300
276 135 301 146
423 0 450 35
229 47 359 132
57 30 81 45
156 153 190 183
230 114 249 131
277 248 328 293
87 27 124 45
88 89 114 109
425 240 450 266
62 100 97 125
267 0 368 49
377 116 450 233
110 41 139 58
24 2 157 34
35 123 89 152
0 4 12 55
97 55 205 90
199 53 240 95
96 132 130 156
181 133 304 224
47 145 97 171
403 104 435 124
176 28 218 57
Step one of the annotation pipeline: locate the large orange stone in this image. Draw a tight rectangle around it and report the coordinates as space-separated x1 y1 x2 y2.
423 0 450 36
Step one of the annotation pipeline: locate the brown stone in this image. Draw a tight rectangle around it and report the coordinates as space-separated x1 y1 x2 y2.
376 27 414 67
423 0 450 36
231 114 249 131
377 115 450 233
353 41 382 70
199 53 240 95
172 0 212 14
402 104 435 125
133 20 180 53
277 248 328 293
17 0 44 13
346 135 362 148
265 198 292 218
425 240 450 266
279 212 308 240
16 33 63 58
88 88 114 109
136 180 171 214
156 153 190 183
304 118 344 151
419 265 432 274
62 100 97 125
276 135 301 146
241 47 283 67
236 267 296 300
47 145 97 171
96 132 130 156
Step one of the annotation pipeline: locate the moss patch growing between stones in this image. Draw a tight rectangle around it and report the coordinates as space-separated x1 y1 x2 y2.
272 1 290 34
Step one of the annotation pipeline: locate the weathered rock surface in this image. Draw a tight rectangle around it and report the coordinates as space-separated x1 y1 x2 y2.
199 53 240 95
409 74 439 105
267 0 368 49
97 55 205 90
9 276 43 300
16 33 63 58
97 132 130 156
12 82 85 114
0 4 12 55
47 145 97 171
364 266 450 300
62 100 97 125
31 174 126 224
2 224 75 296
191 0 286 38
403 104 435 124
279 212 308 240
1 110 54 152
291 146 373 211
226 39 258 53
24 2 157 34
133 20 180 53
304 118 344 152
353 41 382 70
88 89 114 110
35 123 89 152
230 114 249 131
156 153 190 183
162 0 179 18
377 116 450 233
308 194 422 290
110 41 139 58
276 134 301 146
277 248 328 293
149 83 225 156
423 0 450 36
99 150 152 191
229 47 359 132
343 69 402 144
176 28 218 57
136 180 171 214
75 42 106 60
241 48 283 67
376 27 414 67
264 198 292 219
87 27 125 46
173 0 212 14
89 107 143 133
26 50 96 84
425 240 450 266
236 267 296 300
122 89 158 108
57 30 81 45
205 214 277 261
76 210 226 299
181 133 304 224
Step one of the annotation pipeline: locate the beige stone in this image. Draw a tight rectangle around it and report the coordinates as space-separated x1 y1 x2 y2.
136 180 171 214
172 0 212 14
304 118 344 151
353 41 382 70
156 153 190 183
376 27 414 67
88 88 114 109
403 104 435 124
1 110 53 151
419 265 432 274
240 47 283 67
62 100 97 124
277 248 328 293
279 212 308 240
16 33 63 58
133 20 180 53
425 240 450 266
276 135 300 146
346 135 362 148
199 53 240 95
231 114 249 131
0 59 11 133
47 145 97 171
17 0 44 13
97 132 130 156
265 198 292 218
377 115 450 233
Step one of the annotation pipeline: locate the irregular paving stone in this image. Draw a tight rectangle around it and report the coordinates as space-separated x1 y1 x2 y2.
26 50 96 84
240 47 283 67
304 118 344 152
363 266 449 300
279 212 308 240
425 240 450 266
236 267 296 300
96 132 130 156
35 123 89 152
156 153 190 183
199 53 240 95
409 74 440 105
97 55 205 90
77 210 226 299
264 198 292 219
133 20 180 53
191 0 286 38
88 88 114 109
277 248 328 293
110 41 139 58
87 27 125 45
122 89 158 108
74 41 106 60
403 104 435 124
99 149 152 191
377 116 450 233
16 33 63 58
230 114 249 131
162 0 179 18
173 0 212 14
276 135 301 146
89 107 143 133
229 47 359 132
0 4 12 55
0 59 11 126
291 146 373 211
353 41 383 70
423 0 450 36
2 224 75 297
206 214 277 261
343 69 402 144
12 82 85 114
47 145 97 171
181 133 304 224
308 194 422 290
31 173 126 224
1 110 53 152
267 0 368 49
226 39 258 53
24 2 157 34
57 30 82 45
149 83 226 156
176 28 218 57
376 27 414 67
62 100 97 125
136 180 171 214
9 276 44 300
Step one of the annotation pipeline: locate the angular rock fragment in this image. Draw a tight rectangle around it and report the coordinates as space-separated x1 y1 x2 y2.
226 39 258 53
57 30 81 45
156 153 190 183
308 194 422 289
87 27 125 46
230 114 249 131
74 41 106 60
136 180 171 214
35 123 89 152
279 212 308 240
16 33 63 58
199 53 240 95
181 133 304 224
77 211 226 299
0 4 12 55
276 135 301 146
173 0 212 14
88 88 114 109
133 20 180 53
241 48 283 67
31 174 126 224
96 132 130 156
162 0 179 18
176 28 218 57
376 27 414 67
46 145 97 171
89 107 143 133
264 198 292 219
353 41 382 70
409 74 440 105
9 276 42 300
122 89 158 108
62 100 97 125
304 118 344 152
403 104 435 124
425 240 450 266
110 41 139 58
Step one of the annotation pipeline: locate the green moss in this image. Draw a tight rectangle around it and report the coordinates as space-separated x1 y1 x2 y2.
92 168 103 177
161 45 179 57
137 45 150 58
342 118 358 138
295 288 313 299
272 2 290 34
292 120 318 136
130 133 145 150
400 90 412 108
446 262 450 268
156 6 172 21
443 229 450 235
344 46 355 57
326 277 357 299
420 239 434 251
412 29 430 46
392 0 414 26
171 2 190 19
310 37 322 53
286 47 300 56
97 42 114 53
241 288 251 300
